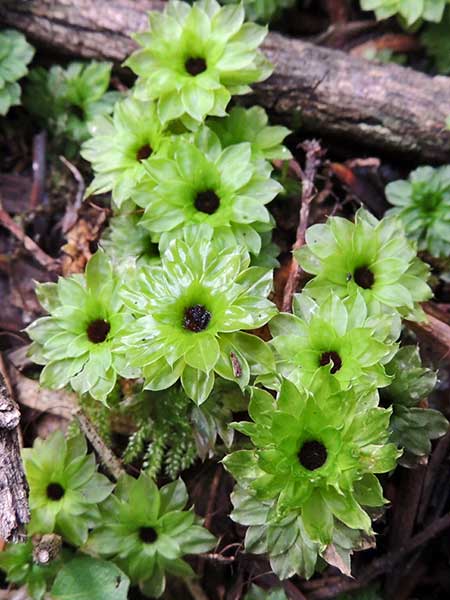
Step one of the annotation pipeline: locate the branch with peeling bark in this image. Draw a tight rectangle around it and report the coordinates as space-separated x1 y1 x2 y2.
0 361 29 542
0 0 449 162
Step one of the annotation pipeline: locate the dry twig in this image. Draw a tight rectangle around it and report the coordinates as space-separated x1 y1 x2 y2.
281 141 325 313
0 199 60 272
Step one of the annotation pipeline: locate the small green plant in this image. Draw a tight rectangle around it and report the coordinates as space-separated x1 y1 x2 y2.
24 61 119 151
224 379 399 572
81 96 172 209
26 251 136 402
101 213 161 269
87 476 216 597
0 539 65 600
0 29 34 116
134 127 282 255
222 0 295 23
14 0 449 594
381 346 448 464
23 431 113 546
121 236 276 404
385 165 450 258
245 583 289 600
207 105 292 161
224 379 399 544
269 292 398 391
360 0 450 25
422 8 450 74
126 0 272 126
295 208 432 320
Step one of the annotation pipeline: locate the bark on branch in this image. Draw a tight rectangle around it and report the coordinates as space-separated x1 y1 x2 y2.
1 0 450 162
0 370 29 542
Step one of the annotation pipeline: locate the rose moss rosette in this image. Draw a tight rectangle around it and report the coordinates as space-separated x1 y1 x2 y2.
385 165 450 258
23 431 114 546
223 379 400 547
422 9 450 75
360 0 450 25
294 208 432 321
268 292 399 391
231 486 364 581
100 213 161 270
0 540 66 600
134 127 282 256
24 61 119 149
381 346 449 464
81 97 174 209
26 251 136 403
126 0 272 126
87 476 216 598
207 105 292 161
0 29 34 116
121 236 277 404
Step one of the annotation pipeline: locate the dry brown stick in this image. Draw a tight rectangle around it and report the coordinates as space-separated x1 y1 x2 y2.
74 408 125 481
283 580 308 600
417 431 450 524
30 131 47 209
204 464 222 530
59 155 86 234
0 356 29 542
308 511 450 600
0 200 60 272
1 0 450 162
281 141 325 313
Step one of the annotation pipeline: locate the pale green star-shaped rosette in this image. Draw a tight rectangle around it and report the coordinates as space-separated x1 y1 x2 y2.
386 165 450 259
360 0 450 25
0 29 34 116
133 126 282 257
295 208 432 321
120 236 277 405
87 476 216 598
26 251 137 403
23 431 113 546
223 378 400 547
100 213 161 270
125 0 272 126
268 292 399 392
81 96 177 209
207 105 292 161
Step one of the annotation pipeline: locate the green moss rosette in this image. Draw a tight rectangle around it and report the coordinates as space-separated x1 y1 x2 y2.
269 292 399 391
360 0 450 25
0 29 34 116
207 105 292 161
82 97 174 208
386 165 450 258
223 379 400 546
294 208 432 321
134 127 282 256
24 61 119 147
26 251 136 402
121 237 277 405
23 431 113 546
125 0 272 125
100 213 161 269
0 540 65 600
422 8 450 74
87 476 216 598
381 346 449 463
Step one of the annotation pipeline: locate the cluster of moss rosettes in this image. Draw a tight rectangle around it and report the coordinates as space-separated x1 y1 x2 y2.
17 0 448 596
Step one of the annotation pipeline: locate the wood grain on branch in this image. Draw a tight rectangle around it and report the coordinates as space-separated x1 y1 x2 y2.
1 0 450 162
